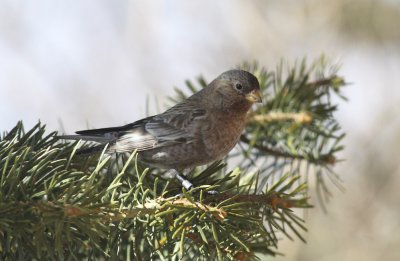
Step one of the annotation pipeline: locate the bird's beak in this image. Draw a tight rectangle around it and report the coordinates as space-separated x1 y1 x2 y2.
245 89 263 103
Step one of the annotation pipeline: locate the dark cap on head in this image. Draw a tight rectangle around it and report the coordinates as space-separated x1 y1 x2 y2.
215 69 262 104
218 69 260 91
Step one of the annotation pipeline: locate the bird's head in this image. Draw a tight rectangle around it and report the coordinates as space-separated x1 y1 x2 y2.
210 69 262 112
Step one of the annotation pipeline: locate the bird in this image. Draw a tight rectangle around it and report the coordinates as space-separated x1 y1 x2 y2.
60 70 262 190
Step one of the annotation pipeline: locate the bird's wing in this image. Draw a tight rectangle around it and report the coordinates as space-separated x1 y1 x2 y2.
73 101 207 153
119 104 206 152
147 102 207 142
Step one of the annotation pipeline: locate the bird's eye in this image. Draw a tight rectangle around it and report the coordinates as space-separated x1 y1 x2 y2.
235 83 243 90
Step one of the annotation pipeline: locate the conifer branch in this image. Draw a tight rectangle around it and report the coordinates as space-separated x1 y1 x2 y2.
240 135 337 165
0 57 346 260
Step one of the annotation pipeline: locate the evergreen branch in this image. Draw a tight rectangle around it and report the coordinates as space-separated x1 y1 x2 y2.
0 122 310 260
247 111 313 124
0 57 346 260
240 135 337 165
305 75 345 90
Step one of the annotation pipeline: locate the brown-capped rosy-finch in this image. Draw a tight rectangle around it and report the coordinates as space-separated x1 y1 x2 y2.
61 70 262 189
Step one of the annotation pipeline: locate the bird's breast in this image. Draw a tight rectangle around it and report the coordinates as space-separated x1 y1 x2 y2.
201 112 247 160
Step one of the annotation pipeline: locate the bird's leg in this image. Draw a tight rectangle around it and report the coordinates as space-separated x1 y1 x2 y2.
167 169 218 195
163 169 193 190
175 172 193 190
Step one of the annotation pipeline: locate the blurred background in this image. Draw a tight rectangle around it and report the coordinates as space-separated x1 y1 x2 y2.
1 0 399 260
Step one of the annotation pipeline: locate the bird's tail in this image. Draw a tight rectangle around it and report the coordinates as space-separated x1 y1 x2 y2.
58 124 136 155
57 135 112 155
57 134 111 143
75 145 106 155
